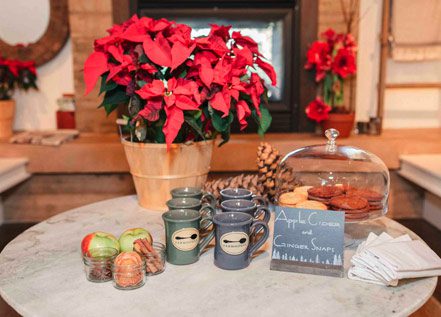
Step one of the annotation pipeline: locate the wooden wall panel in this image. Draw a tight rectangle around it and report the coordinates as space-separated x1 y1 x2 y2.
68 0 117 133
3 174 135 222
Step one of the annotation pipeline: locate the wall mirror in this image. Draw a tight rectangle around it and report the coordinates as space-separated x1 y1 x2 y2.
0 0 69 66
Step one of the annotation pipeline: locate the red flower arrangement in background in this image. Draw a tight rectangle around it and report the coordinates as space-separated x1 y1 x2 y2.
304 28 357 122
84 15 277 147
305 98 331 123
0 57 37 100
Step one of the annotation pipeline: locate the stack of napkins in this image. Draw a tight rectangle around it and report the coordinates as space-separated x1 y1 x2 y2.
348 232 441 286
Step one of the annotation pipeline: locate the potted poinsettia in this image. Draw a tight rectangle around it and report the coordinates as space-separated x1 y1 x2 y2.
304 28 357 137
0 57 37 138
83 15 276 210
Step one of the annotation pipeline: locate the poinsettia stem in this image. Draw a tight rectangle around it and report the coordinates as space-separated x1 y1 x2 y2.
323 73 333 108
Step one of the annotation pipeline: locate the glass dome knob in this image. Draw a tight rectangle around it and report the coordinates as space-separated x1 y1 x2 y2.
325 128 339 152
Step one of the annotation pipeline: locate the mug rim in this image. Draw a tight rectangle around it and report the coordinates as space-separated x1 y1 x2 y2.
162 209 201 222
213 212 253 226
171 187 203 196
166 197 201 208
221 199 255 211
220 188 253 198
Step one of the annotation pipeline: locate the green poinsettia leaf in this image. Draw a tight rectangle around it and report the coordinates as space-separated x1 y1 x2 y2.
103 103 119 116
137 80 147 88
184 114 205 140
99 72 118 95
219 127 231 146
208 105 233 133
153 115 166 143
138 53 149 64
99 88 130 116
252 105 272 137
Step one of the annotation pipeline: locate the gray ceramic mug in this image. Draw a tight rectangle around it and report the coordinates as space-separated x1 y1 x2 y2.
220 188 266 206
166 197 215 229
213 212 269 270
171 187 216 207
162 209 215 265
220 199 271 225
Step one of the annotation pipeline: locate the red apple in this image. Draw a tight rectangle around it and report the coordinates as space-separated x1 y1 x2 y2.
81 231 120 254
119 228 153 252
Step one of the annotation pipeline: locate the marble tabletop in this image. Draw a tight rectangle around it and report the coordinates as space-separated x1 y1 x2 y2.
0 196 436 317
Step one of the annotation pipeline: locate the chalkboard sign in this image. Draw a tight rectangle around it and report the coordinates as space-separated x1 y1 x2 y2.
270 206 345 278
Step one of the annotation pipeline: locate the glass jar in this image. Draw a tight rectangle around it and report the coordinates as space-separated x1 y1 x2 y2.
112 262 146 290
143 242 166 276
82 247 118 283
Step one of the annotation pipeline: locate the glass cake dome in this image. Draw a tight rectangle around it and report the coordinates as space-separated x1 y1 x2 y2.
274 129 390 223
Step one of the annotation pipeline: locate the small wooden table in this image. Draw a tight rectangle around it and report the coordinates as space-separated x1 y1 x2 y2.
0 196 437 316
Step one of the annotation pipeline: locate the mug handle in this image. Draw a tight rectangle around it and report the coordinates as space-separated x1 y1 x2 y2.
200 203 215 230
254 206 271 224
198 216 215 256
202 191 217 207
252 195 266 207
248 220 269 258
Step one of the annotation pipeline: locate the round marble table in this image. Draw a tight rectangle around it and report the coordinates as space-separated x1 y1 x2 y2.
0 196 436 317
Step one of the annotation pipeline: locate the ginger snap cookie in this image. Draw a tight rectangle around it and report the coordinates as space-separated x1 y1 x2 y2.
279 192 307 206
295 200 327 210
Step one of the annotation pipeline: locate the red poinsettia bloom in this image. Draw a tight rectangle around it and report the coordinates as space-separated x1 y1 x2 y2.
210 76 246 117
107 45 136 85
305 98 331 122
305 42 331 82
332 47 356 78
143 31 196 70
135 78 200 145
231 31 260 55
236 100 251 130
247 73 265 115
321 28 337 46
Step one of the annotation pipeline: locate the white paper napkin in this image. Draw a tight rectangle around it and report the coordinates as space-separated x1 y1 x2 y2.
348 233 441 286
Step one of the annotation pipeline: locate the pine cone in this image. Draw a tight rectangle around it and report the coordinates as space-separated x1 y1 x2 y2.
256 142 282 201
204 174 263 199
204 142 296 202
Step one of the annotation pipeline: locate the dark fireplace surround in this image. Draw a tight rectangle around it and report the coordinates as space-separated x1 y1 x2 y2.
114 0 318 132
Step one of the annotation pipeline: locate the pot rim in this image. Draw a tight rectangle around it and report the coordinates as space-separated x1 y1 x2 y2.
121 137 215 149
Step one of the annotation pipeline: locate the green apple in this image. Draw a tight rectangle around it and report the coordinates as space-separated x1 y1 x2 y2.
119 228 153 252
81 231 120 255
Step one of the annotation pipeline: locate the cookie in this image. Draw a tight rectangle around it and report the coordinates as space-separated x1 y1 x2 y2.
307 195 331 205
331 204 370 214
279 192 307 206
345 212 369 221
329 195 369 211
346 188 383 202
295 200 327 210
368 202 384 211
308 186 344 199
293 186 313 196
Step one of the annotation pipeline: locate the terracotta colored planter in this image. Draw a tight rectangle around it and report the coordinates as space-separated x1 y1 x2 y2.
321 113 355 138
0 99 15 138
122 139 214 210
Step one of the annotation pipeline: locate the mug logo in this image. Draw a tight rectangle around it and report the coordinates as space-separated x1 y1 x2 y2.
220 232 249 255
172 228 199 251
